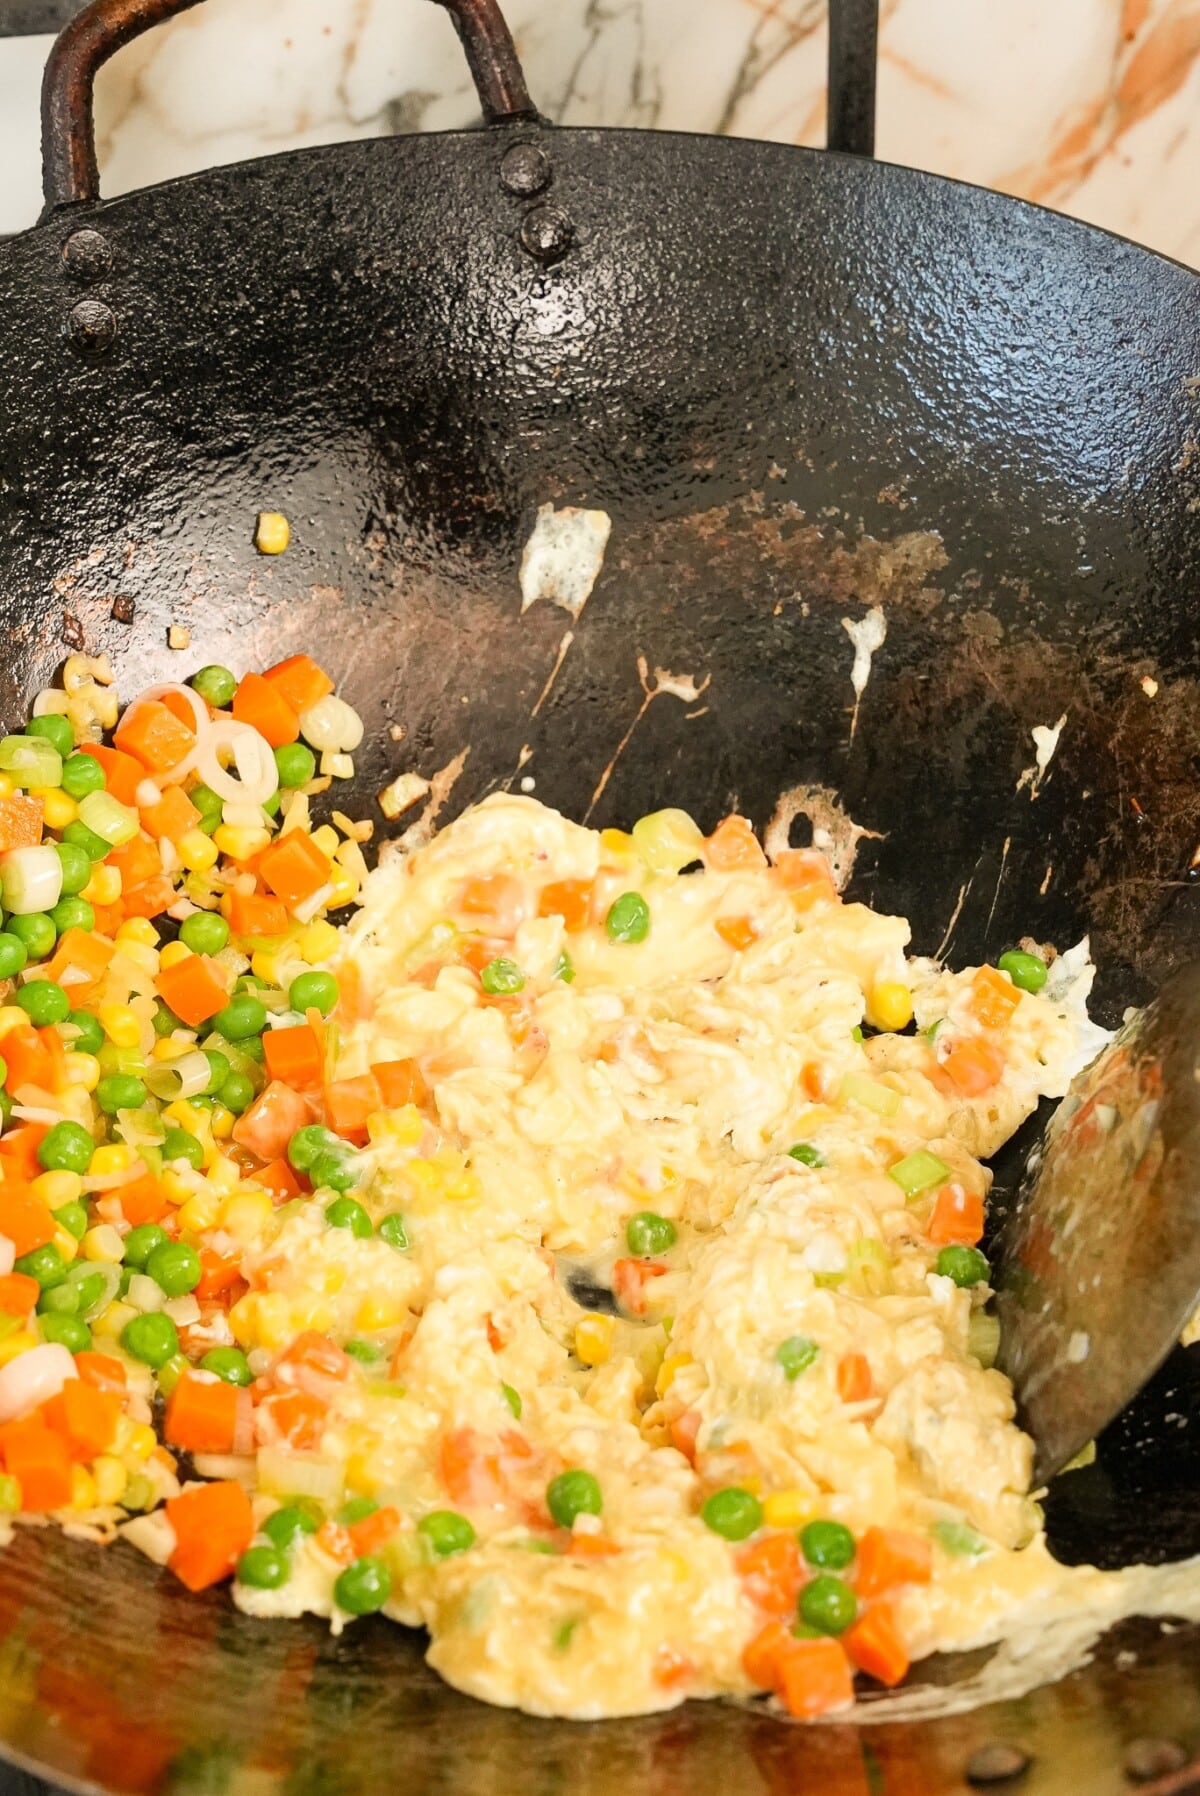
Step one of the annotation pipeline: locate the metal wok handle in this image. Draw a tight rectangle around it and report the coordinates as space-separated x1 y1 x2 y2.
40 0 538 213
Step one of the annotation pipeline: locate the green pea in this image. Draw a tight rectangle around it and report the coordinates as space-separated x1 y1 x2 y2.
337 1496 378 1526
418 1510 476 1557
288 1124 338 1172
180 911 230 956
151 1001 182 1038
553 950 575 984
334 1556 392 1616
546 1469 602 1528
997 949 1047 994
263 1504 322 1551
343 1339 384 1366
218 1070 255 1116
274 743 316 789
0 934 27 978
145 1241 201 1297
38 1280 80 1316
27 713 74 758
936 1246 991 1288
53 841 92 897
50 897 94 941
378 1213 409 1252
120 1310 179 1368
312 1152 358 1195
37 1120 94 1175
65 1009 104 1055
800 1520 856 1570
123 1223 166 1269
52 1201 88 1241
479 957 525 996
201 1347 253 1386
9 913 56 959
16 980 70 1026
237 1545 289 1590
501 1382 522 1420
788 1142 826 1167
288 971 339 1016
239 1035 264 1064
60 753 106 800
605 892 651 943
14 1244 67 1291
190 784 224 834
214 994 267 1041
798 1574 858 1635
625 1211 677 1257
202 1049 231 1094
700 1486 762 1541
96 1073 147 1115
62 819 111 862
191 665 238 708
39 1312 91 1354
325 1197 372 1238
162 1127 205 1171
776 1335 820 1380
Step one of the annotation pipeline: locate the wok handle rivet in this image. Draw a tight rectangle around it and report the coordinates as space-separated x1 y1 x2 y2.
520 204 574 265
500 142 550 197
966 1743 1032 1785
66 298 117 355
61 227 112 281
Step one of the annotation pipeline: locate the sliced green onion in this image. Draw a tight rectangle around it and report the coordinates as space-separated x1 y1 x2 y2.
967 1311 1001 1368
0 845 64 916
77 790 139 847
837 1071 900 1117
0 734 62 787
846 1238 891 1296
888 1150 950 1198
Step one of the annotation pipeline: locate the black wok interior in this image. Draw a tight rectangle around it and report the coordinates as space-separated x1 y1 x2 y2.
0 121 1197 1792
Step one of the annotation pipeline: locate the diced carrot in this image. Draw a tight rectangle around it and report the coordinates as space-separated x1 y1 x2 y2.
75 1353 126 1396
927 1183 985 1246
705 815 768 872
736 1531 804 1618
844 1600 910 1686
669 1410 701 1462
0 1122 48 1179
439 1426 508 1509
166 1479 254 1591
967 966 1022 1032
117 1168 171 1227
164 1373 239 1454
274 1331 352 1384
194 1247 246 1303
458 874 528 937
155 954 231 1028
0 1185 56 1258
314 1522 356 1565
652 1647 695 1691
46 927 114 986
716 915 759 951
776 1636 856 1718
224 889 290 938
262 654 334 715
855 1527 933 1598
108 831 163 894
458 934 509 976
370 1059 428 1108
611 1257 670 1316
837 1352 874 1405
567 1531 621 1557
38 1026 68 1096
262 1023 324 1091
801 1061 835 1103
139 785 200 843
537 879 594 932
742 1619 794 1690
0 1027 55 1097
253 1157 302 1202
115 700 195 775
258 1390 328 1452
0 794 43 852
257 832 333 908
232 1082 314 1162
774 848 839 909
78 743 144 807
0 1273 40 1317
120 875 177 922
90 903 123 937
324 1075 380 1143
0 1418 72 1510
942 1034 1006 1097
231 672 300 749
41 1380 121 1461
346 1504 401 1557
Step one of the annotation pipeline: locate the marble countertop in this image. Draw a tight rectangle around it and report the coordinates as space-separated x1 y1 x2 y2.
1 0 1198 265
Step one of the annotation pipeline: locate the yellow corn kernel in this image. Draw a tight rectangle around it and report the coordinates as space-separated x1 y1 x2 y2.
355 1296 403 1332
151 1037 185 1063
158 940 192 970
160 1169 194 1206
220 1188 273 1243
178 1192 221 1233
228 1293 258 1348
322 1265 346 1298
210 1103 234 1140
178 829 219 873
655 1351 692 1397
297 920 340 964
0 1331 36 1367
207 1153 240 1192
97 1004 141 1048
119 942 159 975
343 1449 374 1494
213 823 271 861
868 982 914 1033
51 1226 79 1263
66 1050 101 1092
162 1098 204 1137
326 866 358 909
93 1455 128 1505
659 1549 694 1586
255 511 290 555
116 917 159 948
40 789 78 830
762 1490 820 1530
70 1466 98 1511
81 863 121 905
366 1104 423 1148
0 1007 30 1040
125 1422 157 1462
574 1314 614 1367
0 774 13 801
82 1223 125 1263
30 1169 83 1208
600 827 637 862
310 825 339 858
90 1143 133 1177
93 1300 136 1339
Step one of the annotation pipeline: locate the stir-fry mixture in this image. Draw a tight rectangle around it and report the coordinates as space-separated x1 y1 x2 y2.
0 655 1111 1720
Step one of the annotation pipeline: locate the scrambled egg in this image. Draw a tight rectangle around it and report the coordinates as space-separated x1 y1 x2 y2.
228 795 1135 1719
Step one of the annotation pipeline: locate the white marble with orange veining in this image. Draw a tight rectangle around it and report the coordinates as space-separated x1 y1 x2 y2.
1 0 1200 263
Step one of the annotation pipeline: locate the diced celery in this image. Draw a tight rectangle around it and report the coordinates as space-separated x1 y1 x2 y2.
888 1150 951 1198
77 789 139 846
838 1071 901 1117
0 734 62 787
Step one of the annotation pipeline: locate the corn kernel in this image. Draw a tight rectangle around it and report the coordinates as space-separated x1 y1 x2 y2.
158 940 192 970
207 1154 240 1193
0 1007 30 1039
366 1104 423 1148
213 824 271 861
81 864 121 905
93 1300 136 1339
40 789 78 830
762 1490 819 1530
163 1098 204 1137
70 1466 98 1511
82 1224 125 1264
51 1226 79 1263
220 1189 273 1243
0 775 13 801
116 917 159 949
151 1037 185 1062
869 982 914 1033
178 1192 221 1232
355 1296 403 1332
118 942 159 975
255 511 290 555
0 1331 36 1367
31 1169 83 1208
326 867 358 909
93 1455 128 1505
228 1293 258 1347
250 946 291 987
574 1314 614 1366
90 1143 133 1177
160 1169 194 1205
126 1422 157 1462
178 829 219 873
211 1103 235 1140
97 1004 141 1048
655 1351 692 1397
600 827 636 861
66 1051 101 1092
297 920 340 964
308 825 337 859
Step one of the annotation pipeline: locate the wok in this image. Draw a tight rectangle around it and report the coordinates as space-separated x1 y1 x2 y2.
0 0 1196 1789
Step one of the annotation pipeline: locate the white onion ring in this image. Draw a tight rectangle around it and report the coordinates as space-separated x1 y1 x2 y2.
0 1343 77 1423
196 722 276 805
124 685 213 787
